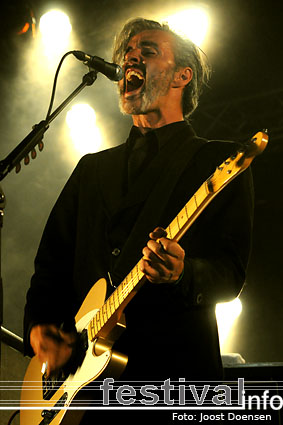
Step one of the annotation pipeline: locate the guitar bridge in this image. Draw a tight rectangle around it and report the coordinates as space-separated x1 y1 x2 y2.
40 392 68 424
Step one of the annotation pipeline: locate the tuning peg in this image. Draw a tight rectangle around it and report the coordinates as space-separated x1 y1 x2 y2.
31 148 37 159
24 155 30 165
15 163 21 173
38 141 44 151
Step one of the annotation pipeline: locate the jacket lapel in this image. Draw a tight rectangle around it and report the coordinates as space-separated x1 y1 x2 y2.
96 143 128 218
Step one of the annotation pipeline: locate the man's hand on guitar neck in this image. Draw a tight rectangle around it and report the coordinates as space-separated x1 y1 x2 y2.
30 324 77 376
141 227 185 284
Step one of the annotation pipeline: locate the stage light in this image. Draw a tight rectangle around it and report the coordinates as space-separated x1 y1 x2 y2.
164 7 210 47
39 10 72 60
216 298 242 353
66 104 102 156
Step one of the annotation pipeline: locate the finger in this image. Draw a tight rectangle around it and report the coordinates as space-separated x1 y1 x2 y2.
58 329 77 347
143 242 182 276
142 246 166 264
154 237 185 260
149 227 167 240
140 258 165 282
44 344 73 376
38 348 57 376
44 329 64 344
141 254 178 281
146 239 183 264
43 326 76 347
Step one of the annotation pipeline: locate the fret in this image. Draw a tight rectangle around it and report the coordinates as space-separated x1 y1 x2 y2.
101 305 105 324
88 319 95 340
205 180 211 195
108 294 115 315
95 311 100 327
184 203 189 219
171 211 184 239
128 277 134 292
117 284 123 305
136 263 142 284
189 196 197 211
178 208 186 226
193 193 198 208
106 299 112 316
167 224 172 239
113 289 119 310
123 278 129 298
93 317 98 336
127 277 132 293
102 303 108 322
96 309 102 330
89 318 95 334
119 281 125 301
87 324 93 341
124 277 129 297
130 269 135 289
93 313 99 332
170 219 178 239
131 269 137 288
200 183 208 202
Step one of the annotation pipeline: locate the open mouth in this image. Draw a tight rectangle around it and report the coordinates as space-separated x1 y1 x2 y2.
125 69 145 95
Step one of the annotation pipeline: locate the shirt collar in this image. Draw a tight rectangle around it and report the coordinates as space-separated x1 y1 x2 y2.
128 121 194 150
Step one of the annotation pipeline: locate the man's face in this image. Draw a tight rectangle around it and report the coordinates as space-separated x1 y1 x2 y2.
118 29 177 116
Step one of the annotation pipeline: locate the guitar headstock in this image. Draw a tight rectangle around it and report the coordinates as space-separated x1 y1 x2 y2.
210 130 268 193
238 129 268 162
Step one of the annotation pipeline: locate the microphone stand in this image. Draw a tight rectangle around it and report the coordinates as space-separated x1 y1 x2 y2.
0 70 97 362
0 185 5 364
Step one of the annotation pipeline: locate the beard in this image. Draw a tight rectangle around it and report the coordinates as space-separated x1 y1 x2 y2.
119 67 175 116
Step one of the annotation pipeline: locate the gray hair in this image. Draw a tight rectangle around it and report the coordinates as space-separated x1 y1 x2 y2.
112 17 211 118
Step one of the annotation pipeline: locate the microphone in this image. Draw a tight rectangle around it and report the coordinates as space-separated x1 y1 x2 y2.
72 50 123 81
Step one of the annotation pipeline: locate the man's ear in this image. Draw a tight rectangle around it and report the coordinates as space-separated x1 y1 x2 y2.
171 67 193 88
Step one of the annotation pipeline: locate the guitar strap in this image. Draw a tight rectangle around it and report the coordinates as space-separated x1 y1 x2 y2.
112 128 207 282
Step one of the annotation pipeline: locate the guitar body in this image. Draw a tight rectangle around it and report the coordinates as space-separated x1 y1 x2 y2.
20 278 128 425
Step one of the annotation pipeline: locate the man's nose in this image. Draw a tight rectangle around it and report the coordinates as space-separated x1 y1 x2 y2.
124 49 142 64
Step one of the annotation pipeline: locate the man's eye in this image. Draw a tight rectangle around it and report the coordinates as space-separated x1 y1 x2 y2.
143 49 156 56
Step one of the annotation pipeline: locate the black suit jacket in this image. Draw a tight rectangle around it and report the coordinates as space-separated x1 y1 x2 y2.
24 122 253 380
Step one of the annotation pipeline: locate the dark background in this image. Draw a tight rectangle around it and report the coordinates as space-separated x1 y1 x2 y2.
0 0 282 363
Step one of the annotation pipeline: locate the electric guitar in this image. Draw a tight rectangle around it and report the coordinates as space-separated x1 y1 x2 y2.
20 130 268 424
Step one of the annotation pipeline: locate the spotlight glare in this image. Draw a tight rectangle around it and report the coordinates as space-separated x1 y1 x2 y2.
164 7 209 46
39 10 72 59
66 104 102 156
216 298 242 353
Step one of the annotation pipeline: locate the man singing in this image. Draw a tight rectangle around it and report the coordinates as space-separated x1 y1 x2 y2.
24 17 253 391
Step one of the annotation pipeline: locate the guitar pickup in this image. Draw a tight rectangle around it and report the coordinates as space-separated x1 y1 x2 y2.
42 370 65 401
40 392 68 424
